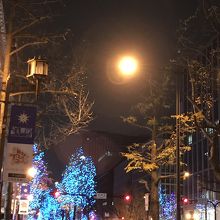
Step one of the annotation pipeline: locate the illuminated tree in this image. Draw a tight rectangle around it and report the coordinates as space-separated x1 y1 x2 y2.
28 145 61 220
37 190 61 220
159 186 176 220
57 147 96 218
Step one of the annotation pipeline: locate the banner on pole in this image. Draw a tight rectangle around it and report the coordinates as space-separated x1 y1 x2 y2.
8 105 37 144
3 143 33 182
18 199 29 215
4 105 36 182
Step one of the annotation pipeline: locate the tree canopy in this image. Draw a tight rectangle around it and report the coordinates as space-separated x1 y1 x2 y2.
1 0 93 148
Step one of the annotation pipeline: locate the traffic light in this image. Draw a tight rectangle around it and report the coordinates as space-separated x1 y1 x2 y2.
124 194 131 202
52 190 60 198
182 197 189 205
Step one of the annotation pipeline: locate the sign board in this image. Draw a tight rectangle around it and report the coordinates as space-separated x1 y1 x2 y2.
104 212 110 217
21 185 30 194
3 105 36 182
8 105 37 144
18 199 29 215
3 143 33 182
20 185 30 199
95 193 107 200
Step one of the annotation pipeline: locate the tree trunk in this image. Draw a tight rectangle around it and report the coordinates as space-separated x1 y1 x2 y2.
149 171 159 220
72 206 76 220
149 117 159 220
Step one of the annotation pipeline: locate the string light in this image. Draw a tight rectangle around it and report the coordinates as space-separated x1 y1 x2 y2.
57 147 96 217
27 144 61 220
159 186 176 220
27 146 96 220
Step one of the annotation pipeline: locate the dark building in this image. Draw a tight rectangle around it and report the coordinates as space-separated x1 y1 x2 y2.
182 34 220 219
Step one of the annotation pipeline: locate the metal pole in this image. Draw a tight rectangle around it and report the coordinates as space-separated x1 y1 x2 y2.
72 205 76 220
205 203 207 220
207 201 220 220
0 5 13 212
215 206 216 220
35 78 39 101
176 74 181 220
217 202 220 220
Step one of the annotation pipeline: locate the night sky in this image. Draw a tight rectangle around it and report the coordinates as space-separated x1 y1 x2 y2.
63 0 198 136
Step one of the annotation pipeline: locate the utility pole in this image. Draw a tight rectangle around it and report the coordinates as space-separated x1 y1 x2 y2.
0 3 13 218
0 0 6 65
176 73 181 220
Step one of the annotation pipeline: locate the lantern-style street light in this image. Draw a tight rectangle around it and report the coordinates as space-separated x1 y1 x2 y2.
27 57 48 78
27 57 48 100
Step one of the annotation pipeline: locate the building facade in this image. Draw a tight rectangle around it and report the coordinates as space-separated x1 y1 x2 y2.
182 33 220 220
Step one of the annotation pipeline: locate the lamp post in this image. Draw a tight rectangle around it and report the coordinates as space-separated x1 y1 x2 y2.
27 57 48 100
176 73 181 220
0 56 48 217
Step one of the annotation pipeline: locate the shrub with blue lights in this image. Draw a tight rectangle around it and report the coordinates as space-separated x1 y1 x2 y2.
57 147 96 217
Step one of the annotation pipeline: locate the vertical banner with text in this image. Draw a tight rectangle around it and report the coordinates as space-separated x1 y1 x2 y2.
3 105 36 182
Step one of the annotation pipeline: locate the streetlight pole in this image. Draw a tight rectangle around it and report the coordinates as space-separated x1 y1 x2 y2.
176 73 181 220
0 57 48 218
0 14 13 216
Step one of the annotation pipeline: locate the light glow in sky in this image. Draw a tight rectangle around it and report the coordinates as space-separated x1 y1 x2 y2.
117 56 138 77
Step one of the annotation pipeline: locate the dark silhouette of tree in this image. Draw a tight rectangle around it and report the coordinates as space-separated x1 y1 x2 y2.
122 72 191 220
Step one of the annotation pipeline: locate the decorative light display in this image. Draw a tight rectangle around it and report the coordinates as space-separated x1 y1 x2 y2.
37 189 61 220
27 146 96 220
27 144 61 220
159 186 176 220
57 147 96 217
195 202 216 220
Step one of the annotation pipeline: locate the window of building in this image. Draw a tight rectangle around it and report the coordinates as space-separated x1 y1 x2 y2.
188 134 193 145
205 128 214 134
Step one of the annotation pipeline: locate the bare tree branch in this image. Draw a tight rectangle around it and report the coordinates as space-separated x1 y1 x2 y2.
10 40 48 56
10 90 78 98
12 16 50 36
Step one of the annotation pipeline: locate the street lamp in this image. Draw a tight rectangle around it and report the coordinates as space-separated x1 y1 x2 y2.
27 167 37 178
183 171 190 179
117 56 138 77
0 56 48 215
27 57 48 100
117 55 182 220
